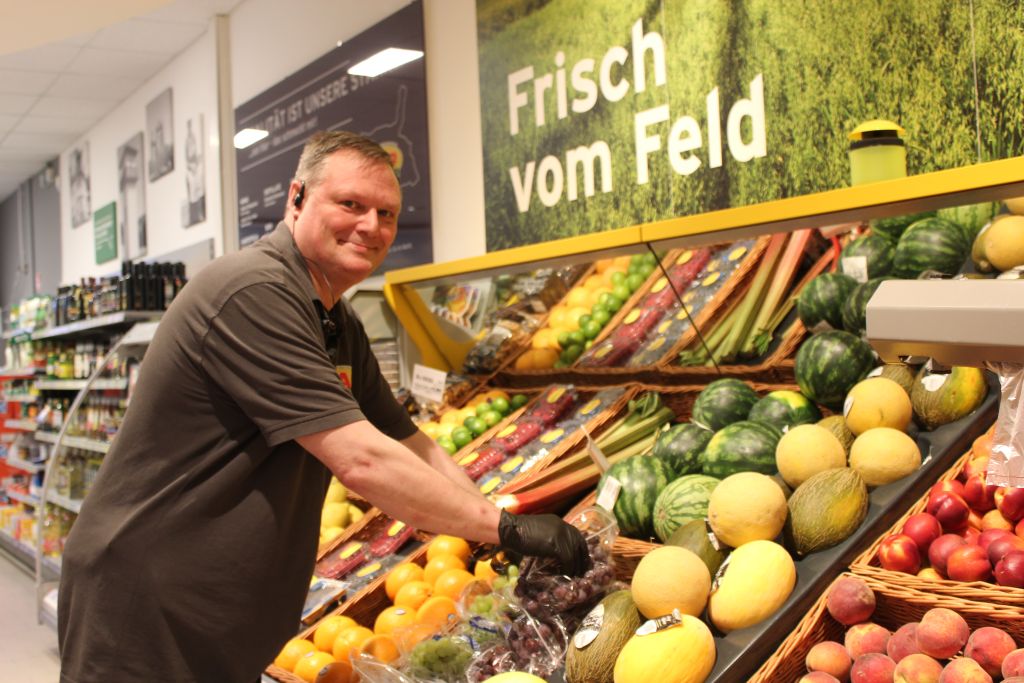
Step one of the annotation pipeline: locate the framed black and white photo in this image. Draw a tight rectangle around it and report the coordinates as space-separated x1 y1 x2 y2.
118 132 147 259
68 142 91 228
182 113 206 227
146 88 174 182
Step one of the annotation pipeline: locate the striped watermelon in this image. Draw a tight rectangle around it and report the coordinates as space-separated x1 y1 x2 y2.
843 233 894 278
841 276 896 336
651 423 713 477
692 378 758 431
598 455 673 539
870 211 935 243
652 474 721 542
892 217 970 278
937 201 998 243
797 272 857 330
747 390 821 431
795 330 877 409
701 421 782 478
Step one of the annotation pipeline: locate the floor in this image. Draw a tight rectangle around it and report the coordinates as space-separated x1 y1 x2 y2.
0 550 61 682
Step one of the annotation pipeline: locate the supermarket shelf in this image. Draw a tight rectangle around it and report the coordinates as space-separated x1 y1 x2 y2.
1 327 35 341
47 491 83 514
0 530 36 570
34 431 58 444
6 489 39 507
0 366 40 378
40 588 59 630
35 432 110 453
0 433 15 443
42 554 61 576
36 378 128 391
31 311 163 341
3 418 36 431
2 454 45 473
1 393 36 402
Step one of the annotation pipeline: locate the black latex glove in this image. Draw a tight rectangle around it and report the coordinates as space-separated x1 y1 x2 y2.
498 510 590 576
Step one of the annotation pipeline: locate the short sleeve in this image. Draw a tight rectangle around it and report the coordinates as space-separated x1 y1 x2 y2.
200 283 365 447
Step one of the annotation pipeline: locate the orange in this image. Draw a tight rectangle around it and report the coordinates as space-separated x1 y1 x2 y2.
416 595 459 630
385 562 424 601
483 389 510 403
392 621 437 651
394 580 434 610
474 558 499 586
331 625 374 661
274 637 316 671
432 568 476 600
312 615 357 652
374 605 416 635
427 535 472 564
314 660 355 683
594 258 613 274
423 554 466 585
360 634 401 664
293 650 336 681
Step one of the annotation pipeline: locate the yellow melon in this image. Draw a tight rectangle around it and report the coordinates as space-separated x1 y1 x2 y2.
775 424 847 488
708 472 788 548
844 377 913 435
849 427 921 486
630 546 711 619
708 540 795 632
613 614 715 683
982 214 1024 271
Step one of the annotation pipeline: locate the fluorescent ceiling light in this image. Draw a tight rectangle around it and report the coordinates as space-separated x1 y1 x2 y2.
234 128 269 149
348 48 423 77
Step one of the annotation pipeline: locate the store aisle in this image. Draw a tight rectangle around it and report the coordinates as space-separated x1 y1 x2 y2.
0 554 61 682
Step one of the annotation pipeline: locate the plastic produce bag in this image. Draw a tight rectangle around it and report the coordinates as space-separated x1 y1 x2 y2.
351 654 419 683
985 362 1024 487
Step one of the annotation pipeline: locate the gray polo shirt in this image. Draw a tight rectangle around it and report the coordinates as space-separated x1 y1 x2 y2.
58 223 417 682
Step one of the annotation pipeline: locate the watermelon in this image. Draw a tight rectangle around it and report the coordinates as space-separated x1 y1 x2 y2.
937 201 999 243
652 475 721 542
797 272 857 330
795 330 877 409
842 233 894 278
892 217 970 278
691 378 759 431
870 210 936 243
747 390 821 431
598 455 673 539
701 420 782 478
841 276 897 336
650 423 713 477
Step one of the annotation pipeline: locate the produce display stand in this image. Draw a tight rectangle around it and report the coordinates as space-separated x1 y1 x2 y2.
749 571 1024 683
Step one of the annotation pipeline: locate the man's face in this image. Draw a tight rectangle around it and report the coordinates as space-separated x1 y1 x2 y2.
292 151 401 289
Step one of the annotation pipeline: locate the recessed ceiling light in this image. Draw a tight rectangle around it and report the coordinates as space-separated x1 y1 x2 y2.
348 48 423 77
234 128 269 149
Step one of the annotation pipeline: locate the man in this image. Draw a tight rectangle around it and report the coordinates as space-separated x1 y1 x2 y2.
58 131 588 683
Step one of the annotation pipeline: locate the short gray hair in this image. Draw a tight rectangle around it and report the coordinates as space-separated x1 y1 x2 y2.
294 131 393 186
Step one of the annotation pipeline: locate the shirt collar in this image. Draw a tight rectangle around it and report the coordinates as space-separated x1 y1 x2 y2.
266 221 325 308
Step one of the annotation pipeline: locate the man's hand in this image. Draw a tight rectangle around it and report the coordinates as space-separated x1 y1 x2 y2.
498 510 590 576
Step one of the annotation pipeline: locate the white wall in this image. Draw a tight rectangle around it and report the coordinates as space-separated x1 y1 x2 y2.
229 0 487 263
60 26 222 282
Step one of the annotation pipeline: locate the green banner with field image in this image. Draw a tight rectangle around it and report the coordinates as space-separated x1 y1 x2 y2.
476 0 1024 250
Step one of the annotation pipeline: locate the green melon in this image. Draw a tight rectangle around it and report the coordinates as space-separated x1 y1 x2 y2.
911 366 988 431
937 201 999 243
795 330 877 409
784 468 869 556
701 420 782 478
866 363 915 396
841 276 897 336
666 520 727 576
650 423 714 477
598 456 673 539
869 210 936 243
652 474 721 542
797 272 858 330
565 590 643 683
843 233 894 278
892 217 971 278
691 378 759 432
817 415 855 456
747 390 821 431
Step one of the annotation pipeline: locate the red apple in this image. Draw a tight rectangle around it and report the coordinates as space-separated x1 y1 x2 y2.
997 487 1024 522
963 473 999 512
988 534 1024 566
964 526 982 546
927 491 971 532
928 534 968 577
878 534 922 574
947 544 993 582
978 528 1014 554
931 480 966 500
995 550 1024 588
902 513 942 553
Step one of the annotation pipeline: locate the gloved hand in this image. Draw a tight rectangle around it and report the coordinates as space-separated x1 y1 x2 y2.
498 510 590 577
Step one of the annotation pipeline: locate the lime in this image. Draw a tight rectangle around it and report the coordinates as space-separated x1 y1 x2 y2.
553 359 567 368
511 394 529 409
642 252 658 266
626 273 645 292
627 262 641 275
491 397 510 415
638 262 655 278
577 314 592 329
590 302 609 317
556 331 572 349
582 320 602 339
604 293 624 312
480 410 502 428
630 254 645 266
612 284 631 301
437 436 457 455
592 309 611 326
568 330 586 346
475 402 492 417
560 344 584 364
585 339 594 349
610 271 626 286
464 416 487 437
450 427 472 449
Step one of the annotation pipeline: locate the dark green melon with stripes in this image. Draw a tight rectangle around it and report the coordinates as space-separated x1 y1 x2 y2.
701 420 782 478
652 474 721 542
747 390 821 431
841 276 897 336
937 201 998 243
691 378 758 432
843 233 895 278
869 210 935 243
650 423 714 477
598 455 673 539
797 272 858 330
892 217 971 278
795 330 877 409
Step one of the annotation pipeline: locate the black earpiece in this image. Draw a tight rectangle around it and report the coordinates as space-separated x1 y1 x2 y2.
293 181 306 209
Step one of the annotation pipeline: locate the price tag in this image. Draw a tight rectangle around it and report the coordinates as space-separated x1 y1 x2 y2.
596 475 622 511
842 256 869 283
585 428 611 472
411 364 447 403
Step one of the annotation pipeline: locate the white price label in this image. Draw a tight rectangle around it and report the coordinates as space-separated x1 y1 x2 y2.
411 364 447 404
585 429 611 473
596 476 622 512
842 256 870 283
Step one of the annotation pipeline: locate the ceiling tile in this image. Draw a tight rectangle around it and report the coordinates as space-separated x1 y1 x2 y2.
57 30 100 48
144 0 241 25
0 44 80 72
67 46 169 78
0 158 46 176
90 18 206 54
47 73 140 101
0 70 58 96
0 114 21 133
3 130 78 152
29 96 113 118
15 115 98 134
0 94 38 115
0 148 53 164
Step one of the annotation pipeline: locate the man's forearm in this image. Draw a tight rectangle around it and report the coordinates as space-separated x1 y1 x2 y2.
401 429 484 499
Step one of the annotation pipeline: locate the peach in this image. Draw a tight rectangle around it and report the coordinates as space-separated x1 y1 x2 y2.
903 513 943 553
928 492 971 532
997 487 1024 523
1002 648 1024 678
917 608 970 660
846 623 892 660
880 534 923 574
799 673 842 683
938 657 992 683
968 511 985 532
987 534 1024 566
828 576 877 626
962 474 998 513
946 545 992 582
996 550 1024 588
929 535 969 577
964 627 1016 678
980 509 1013 532
977 529 1013 554
807 640 853 681
971 431 994 460
1004 678 1024 683
851 653 896 683
894 653 943 683
888 623 923 662
918 568 943 581
933 480 967 499
1017 518 1024 539
964 527 981 546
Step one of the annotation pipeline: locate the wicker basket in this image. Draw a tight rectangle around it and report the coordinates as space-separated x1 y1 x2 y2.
850 425 1024 606
750 571 1024 683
